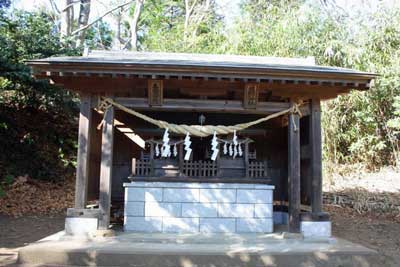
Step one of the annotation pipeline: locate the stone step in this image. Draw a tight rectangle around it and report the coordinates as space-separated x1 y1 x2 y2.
17 234 379 267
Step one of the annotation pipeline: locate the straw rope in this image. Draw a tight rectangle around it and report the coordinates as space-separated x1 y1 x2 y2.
100 97 303 137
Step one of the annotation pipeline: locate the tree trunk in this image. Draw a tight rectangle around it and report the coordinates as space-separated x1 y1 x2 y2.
76 0 91 48
130 0 144 51
115 8 124 49
60 0 74 39
184 0 196 40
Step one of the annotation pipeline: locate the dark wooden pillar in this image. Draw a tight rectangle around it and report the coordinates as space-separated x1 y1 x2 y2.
75 94 93 209
244 142 249 178
310 98 323 213
98 106 115 230
288 103 301 233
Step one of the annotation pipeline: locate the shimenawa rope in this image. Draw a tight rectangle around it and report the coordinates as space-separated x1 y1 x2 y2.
99 97 303 137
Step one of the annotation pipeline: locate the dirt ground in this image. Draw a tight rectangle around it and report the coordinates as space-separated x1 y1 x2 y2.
0 214 65 266
327 206 400 267
1 207 399 267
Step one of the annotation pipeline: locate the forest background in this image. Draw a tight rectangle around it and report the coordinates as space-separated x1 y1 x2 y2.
1 0 400 196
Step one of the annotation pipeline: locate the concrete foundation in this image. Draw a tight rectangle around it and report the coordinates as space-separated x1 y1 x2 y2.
17 231 378 267
124 182 274 233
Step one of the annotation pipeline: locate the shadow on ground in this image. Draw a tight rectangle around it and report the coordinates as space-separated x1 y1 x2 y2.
0 214 65 266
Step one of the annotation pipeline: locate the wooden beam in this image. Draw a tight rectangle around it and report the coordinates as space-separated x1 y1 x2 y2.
75 94 93 209
98 105 115 230
116 128 271 136
67 208 100 218
310 98 323 213
288 102 301 233
115 97 290 115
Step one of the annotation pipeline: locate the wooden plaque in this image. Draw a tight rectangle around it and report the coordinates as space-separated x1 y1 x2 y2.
148 80 163 106
244 83 259 109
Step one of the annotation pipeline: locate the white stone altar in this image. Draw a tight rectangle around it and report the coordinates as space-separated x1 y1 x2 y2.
123 182 274 233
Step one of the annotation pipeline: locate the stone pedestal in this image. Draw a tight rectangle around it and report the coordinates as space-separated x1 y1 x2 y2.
300 212 331 238
123 182 275 233
65 208 99 236
65 217 98 236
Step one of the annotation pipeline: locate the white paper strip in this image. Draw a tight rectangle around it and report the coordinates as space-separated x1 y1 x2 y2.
184 148 192 161
210 131 219 161
238 143 243 156
184 132 192 161
161 128 170 157
155 144 160 157
233 130 238 158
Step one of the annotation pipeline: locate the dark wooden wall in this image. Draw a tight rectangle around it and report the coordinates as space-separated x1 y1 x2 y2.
86 105 314 208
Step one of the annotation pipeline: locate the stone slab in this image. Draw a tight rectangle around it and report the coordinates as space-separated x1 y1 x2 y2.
17 232 379 267
124 202 144 216
181 203 218 217
124 216 162 232
199 218 236 233
236 189 273 203
145 202 181 217
199 188 236 203
254 203 273 218
236 218 273 233
125 187 162 202
301 221 332 238
124 182 275 190
217 203 254 218
162 217 199 233
163 188 199 202
124 182 275 233
65 217 98 236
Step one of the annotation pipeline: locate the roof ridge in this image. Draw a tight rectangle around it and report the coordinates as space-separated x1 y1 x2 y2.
87 50 317 67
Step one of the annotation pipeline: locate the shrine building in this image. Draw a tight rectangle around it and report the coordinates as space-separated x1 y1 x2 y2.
27 50 375 236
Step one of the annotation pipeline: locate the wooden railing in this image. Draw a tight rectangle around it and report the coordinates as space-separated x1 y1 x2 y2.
134 159 151 176
133 159 267 179
247 161 267 178
182 160 217 177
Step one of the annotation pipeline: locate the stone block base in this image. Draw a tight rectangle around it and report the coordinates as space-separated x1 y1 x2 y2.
124 182 274 233
301 221 332 238
65 217 98 236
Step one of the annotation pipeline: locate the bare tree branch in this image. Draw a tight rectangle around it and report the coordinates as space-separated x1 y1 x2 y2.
48 0 61 14
71 0 136 36
61 0 81 12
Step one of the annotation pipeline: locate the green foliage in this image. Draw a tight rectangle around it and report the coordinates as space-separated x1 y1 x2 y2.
320 6 400 167
219 1 400 168
1 0 399 185
0 10 79 182
388 96 400 130
138 0 227 53
0 10 78 109
85 20 114 50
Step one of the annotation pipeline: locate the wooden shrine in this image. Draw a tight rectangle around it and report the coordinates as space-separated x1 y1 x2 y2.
27 51 375 234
